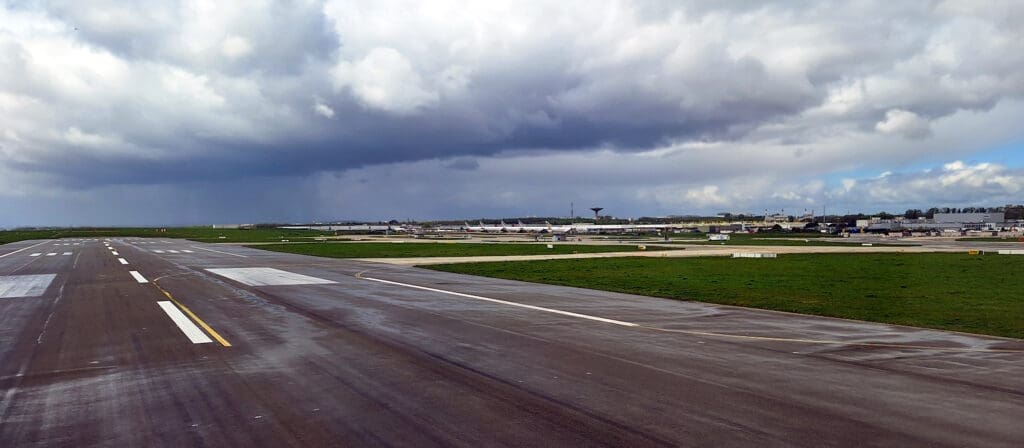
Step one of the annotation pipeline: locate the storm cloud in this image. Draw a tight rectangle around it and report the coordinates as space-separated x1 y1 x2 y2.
1 1 1023 225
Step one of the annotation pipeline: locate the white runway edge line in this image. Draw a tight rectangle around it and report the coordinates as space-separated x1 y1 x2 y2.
129 271 148 283
156 301 212 344
118 258 128 265
361 276 637 327
190 246 248 258
0 240 51 259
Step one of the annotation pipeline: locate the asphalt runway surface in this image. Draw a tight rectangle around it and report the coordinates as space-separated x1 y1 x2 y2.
1 238 1022 446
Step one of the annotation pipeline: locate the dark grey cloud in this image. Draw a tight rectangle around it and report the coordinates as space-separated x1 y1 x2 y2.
1 1 1024 225
444 158 479 171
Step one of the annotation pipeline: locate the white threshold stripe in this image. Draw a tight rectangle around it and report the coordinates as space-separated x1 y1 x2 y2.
111 251 119 256
0 240 51 259
129 271 148 283
118 258 128 265
62 252 72 256
157 301 212 344
190 246 248 258
361 276 637 327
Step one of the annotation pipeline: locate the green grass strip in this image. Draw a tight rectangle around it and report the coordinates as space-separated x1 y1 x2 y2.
426 253 1024 339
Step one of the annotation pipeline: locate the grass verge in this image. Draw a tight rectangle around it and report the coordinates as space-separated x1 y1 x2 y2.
661 233 912 247
956 237 1024 243
425 253 1024 339
668 239 910 247
249 242 676 258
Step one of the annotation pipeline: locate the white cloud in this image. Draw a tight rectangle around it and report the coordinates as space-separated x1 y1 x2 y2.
313 100 335 118
220 35 253 59
331 47 438 114
875 109 931 139
683 186 728 207
828 160 1024 209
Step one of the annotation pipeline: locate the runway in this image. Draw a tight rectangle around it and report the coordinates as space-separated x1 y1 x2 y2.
1 238 1022 446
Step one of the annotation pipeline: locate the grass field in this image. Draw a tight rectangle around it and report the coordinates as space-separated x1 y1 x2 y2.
0 231 57 245
956 237 1024 243
649 233 910 247
426 253 1024 339
667 238 908 247
0 227 333 244
250 242 675 258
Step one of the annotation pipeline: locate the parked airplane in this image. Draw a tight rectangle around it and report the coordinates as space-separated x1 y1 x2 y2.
463 221 506 233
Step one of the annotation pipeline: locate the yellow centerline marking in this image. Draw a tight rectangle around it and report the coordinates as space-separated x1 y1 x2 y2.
152 282 232 347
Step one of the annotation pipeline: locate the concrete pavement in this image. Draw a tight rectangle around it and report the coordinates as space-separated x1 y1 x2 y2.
1 238 1022 446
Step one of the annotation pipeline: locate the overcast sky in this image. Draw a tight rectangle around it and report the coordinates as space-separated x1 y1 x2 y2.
2 1 1023 226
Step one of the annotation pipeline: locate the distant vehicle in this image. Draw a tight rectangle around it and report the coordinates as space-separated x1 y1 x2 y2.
708 234 731 241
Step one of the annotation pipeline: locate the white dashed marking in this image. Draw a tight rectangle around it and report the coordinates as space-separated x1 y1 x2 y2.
206 268 336 286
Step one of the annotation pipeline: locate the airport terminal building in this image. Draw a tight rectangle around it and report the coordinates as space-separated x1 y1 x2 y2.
864 212 1012 233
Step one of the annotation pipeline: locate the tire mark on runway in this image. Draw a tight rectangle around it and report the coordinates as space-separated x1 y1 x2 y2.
127 254 679 445
3 251 47 276
642 326 1024 353
235 285 680 447
355 270 1024 354
0 274 71 424
801 349 1024 398
36 284 65 345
